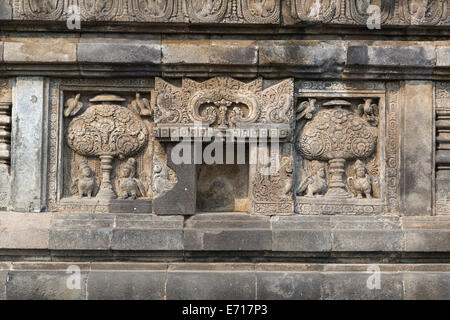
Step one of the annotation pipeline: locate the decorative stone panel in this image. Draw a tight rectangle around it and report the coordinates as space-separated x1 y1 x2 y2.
0 79 11 209
436 82 450 215
47 79 156 213
294 81 399 215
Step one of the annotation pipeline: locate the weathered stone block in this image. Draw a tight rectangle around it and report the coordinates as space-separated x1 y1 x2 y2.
10 77 47 212
78 38 161 64
166 264 256 299
404 230 450 252
403 273 450 299
49 214 114 250
108 199 152 214
210 40 258 65
332 230 404 252
272 229 331 252
0 41 3 62
4 38 77 63
49 228 112 251
111 215 184 250
162 40 210 64
272 216 332 252
256 272 322 300
347 44 436 67
321 273 404 300
403 81 433 215
6 267 88 300
87 263 167 300
0 213 50 249
153 143 196 215
0 263 8 300
259 41 346 67
436 46 450 67
184 214 271 251
0 1 12 20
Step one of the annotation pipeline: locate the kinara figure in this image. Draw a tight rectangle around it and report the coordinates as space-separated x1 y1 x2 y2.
118 158 146 200
297 160 328 197
347 160 378 199
72 160 96 198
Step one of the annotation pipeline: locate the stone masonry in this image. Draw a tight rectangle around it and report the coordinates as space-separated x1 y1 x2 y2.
0 0 450 299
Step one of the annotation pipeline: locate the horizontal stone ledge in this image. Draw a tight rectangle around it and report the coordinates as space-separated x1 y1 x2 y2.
347 44 437 67
0 262 449 299
1 212 450 254
1 38 449 69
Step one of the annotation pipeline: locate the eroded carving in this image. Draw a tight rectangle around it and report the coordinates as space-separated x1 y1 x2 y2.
129 92 153 117
399 0 447 25
290 0 339 23
64 93 83 117
251 153 294 215
19 0 64 20
71 160 96 198
152 141 177 199
297 160 327 197
347 159 378 199
118 158 146 199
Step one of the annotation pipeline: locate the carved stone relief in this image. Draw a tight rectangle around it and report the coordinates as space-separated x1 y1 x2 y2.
288 0 449 26
251 147 295 215
152 140 177 199
66 94 148 200
47 79 158 213
43 78 404 216
12 0 281 23
0 79 11 209
290 0 340 23
295 81 389 215
436 82 450 214
153 77 293 137
152 76 294 215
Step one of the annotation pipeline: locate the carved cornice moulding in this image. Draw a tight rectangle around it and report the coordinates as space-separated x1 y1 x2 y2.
2 0 449 27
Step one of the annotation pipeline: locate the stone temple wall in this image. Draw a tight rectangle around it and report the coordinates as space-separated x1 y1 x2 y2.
0 0 450 299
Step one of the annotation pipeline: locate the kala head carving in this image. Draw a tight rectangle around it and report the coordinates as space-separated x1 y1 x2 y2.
67 94 148 200
297 99 378 198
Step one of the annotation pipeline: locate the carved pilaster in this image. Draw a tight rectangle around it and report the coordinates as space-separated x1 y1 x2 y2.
0 80 11 209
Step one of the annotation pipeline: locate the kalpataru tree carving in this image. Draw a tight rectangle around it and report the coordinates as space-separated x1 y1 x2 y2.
66 94 148 200
297 99 378 198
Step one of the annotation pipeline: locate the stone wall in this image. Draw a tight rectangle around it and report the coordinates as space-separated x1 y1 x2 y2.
0 0 450 299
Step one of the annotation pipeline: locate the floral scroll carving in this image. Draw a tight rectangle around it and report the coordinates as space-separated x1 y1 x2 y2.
153 77 293 130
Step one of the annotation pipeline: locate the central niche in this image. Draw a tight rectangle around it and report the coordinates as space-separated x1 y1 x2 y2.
196 143 249 213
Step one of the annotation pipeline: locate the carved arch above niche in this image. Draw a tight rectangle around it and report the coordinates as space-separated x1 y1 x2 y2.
152 77 294 139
